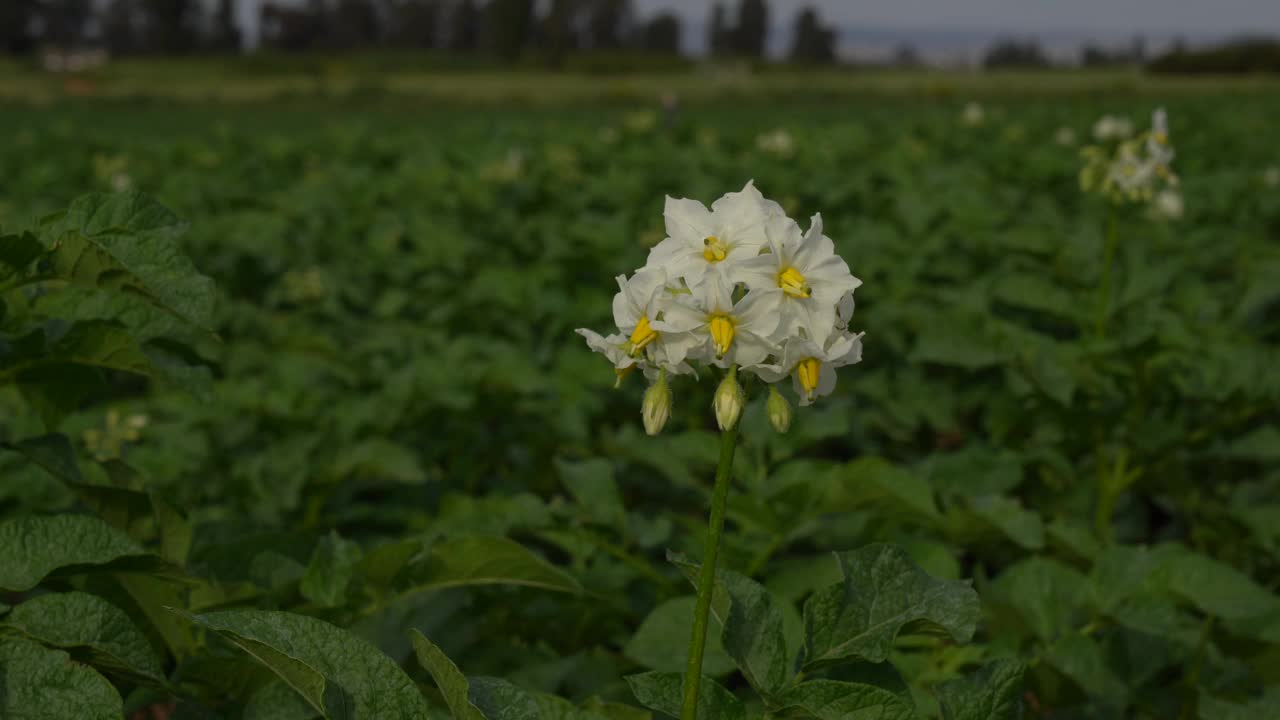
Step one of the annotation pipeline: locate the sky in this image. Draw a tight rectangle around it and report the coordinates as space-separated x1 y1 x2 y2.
635 0 1280 36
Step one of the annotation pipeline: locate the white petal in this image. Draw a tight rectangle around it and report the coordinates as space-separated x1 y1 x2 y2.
733 252 782 292
651 297 706 333
664 197 715 243
733 288 782 338
612 288 638 330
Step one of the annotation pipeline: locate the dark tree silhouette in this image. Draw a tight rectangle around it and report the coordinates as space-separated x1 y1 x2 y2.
983 37 1052 68
708 2 730 56
486 0 533 60
734 0 768 58
1 0 40 54
641 12 680 54
788 6 835 64
209 0 241 52
260 0 327 51
388 0 441 48
586 0 631 50
41 0 93 46
139 0 198 53
329 0 381 49
102 0 142 55
541 0 580 67
448 0 482 52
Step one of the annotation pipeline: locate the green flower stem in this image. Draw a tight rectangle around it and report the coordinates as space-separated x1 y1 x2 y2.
681 425 739 720
1094 208 1119 338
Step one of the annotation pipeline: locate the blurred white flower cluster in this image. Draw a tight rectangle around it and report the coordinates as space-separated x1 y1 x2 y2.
756 129 795 156
577 182 863 434
961 102 985 127
1080 108 1180 208
1092 115 1134 141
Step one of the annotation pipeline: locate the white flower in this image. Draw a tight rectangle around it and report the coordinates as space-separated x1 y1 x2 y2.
1084 109 1178 204
1093 115 1133 141
735 213 862 346
756 129 795 156
647 181 782 290
961 102 984 127
1264 166 1280 187
757 330 864 406
658 274 781 370
575 329 639 386
1054 127 1077 146
609 266 701 372
577 182 865 430
835 290 855 331
1150 189 1184 221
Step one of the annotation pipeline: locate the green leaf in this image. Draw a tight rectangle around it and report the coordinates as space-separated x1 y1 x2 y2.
0 433 83 483
0 231 46 282
466 677 542 720
398 535 581 595
2 591 165 683
1091 544 1280 630
625 671 744 720
925 447 1023 498
624 596 735 677
245 681 324 720
556 457 625 527
1156 547 1280 621
329 439 425 485
935 658 1026 720
43 191 216 329
181 608 432 719
409 630 486 720
579 697 652 720
12 321 152 377
1043 633 1126 705
0 634 123 719
1198 688 1280 720
802 544 980 668
828 457 940 522
967 496 1044 550
150 492 192 566
773 679 917 720
668 552 791 696
0 514 158 591
989 557 1088 641
301 532 363 609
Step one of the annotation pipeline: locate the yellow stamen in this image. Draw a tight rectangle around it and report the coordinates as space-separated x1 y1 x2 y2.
613 364 636 388
778 266 811 299
709 314 736 358
702 235 728 263
797 357 821 399
628 316 658 356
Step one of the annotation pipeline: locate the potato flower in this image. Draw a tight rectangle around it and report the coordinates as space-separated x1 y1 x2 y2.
576 182 864 433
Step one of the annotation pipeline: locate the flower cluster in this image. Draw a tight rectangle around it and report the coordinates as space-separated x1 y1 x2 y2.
577 182 863 435
1092 114 1134 142
1080 108 1179 206
961 102 985 127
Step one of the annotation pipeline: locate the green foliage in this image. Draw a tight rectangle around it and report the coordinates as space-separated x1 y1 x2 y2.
802 545 980 668
0 93 1277 719
0 635 123 720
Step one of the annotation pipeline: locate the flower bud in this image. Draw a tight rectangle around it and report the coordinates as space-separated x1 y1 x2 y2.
766 385 791 434
713 367 744 431
641 372 672 436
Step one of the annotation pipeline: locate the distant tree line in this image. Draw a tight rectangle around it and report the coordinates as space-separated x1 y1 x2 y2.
1147 37 1280 74
1 0 844 65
